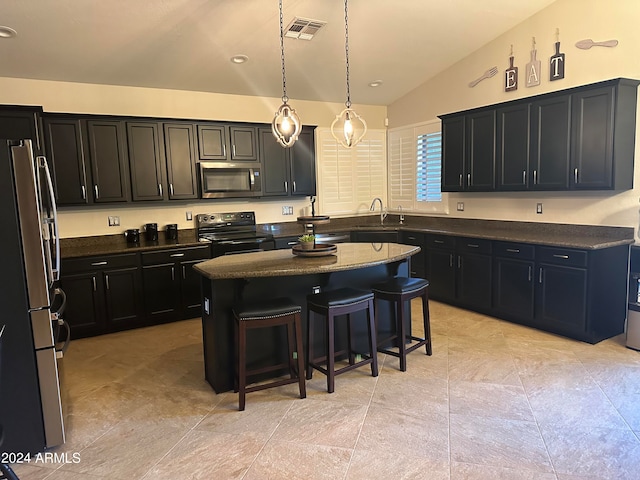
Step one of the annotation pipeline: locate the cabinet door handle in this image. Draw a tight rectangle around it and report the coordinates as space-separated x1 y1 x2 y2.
182 265 186 279
506 248 520 253
81 185 86 200
459 174 463 187
467 243 479 248
533 170 537 185
522 171 526 185
467 173 471 186
293 181 296 193
458 256 462 269
158 184 163 196
574 168 579 184
232 144 236 157
91 261 108 266
539 267 543 283
171 266 175 281
222 144 226 157
169 183 174 197
528 266 532 282
105 274 110 290
449 254 453 267
170 253 185 258
92 276 97 291
94 184 99 199
284 181 288 192
408 236 416 240
287 241 297 246
434 240 444 244
553 254 570 259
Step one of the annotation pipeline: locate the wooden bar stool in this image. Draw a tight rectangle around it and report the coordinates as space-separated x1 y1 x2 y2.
372 277 432 372
232 298 306 411
306 288 378 393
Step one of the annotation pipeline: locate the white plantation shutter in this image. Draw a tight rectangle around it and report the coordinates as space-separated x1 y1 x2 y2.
317 128 387 215
388 120 447 213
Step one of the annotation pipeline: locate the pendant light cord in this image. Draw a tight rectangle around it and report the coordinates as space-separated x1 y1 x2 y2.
343 0 351 108
278 0 288 103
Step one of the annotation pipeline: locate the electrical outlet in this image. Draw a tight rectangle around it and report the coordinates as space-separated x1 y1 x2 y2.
186 211 193 221
108 216 120 226
282 206 293 215
536 203 543 214
457 202 464 211
312 286 321 294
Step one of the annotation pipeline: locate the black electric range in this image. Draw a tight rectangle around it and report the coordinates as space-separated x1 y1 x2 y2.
196 211 274 257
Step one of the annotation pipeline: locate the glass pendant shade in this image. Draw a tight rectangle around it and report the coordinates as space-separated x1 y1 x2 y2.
331 107 367 148
272 101 301 148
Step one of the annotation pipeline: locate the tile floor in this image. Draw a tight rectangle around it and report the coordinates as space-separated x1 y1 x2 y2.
11 300 640 479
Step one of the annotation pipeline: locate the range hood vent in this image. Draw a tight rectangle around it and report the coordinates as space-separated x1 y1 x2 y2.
284 17 326 40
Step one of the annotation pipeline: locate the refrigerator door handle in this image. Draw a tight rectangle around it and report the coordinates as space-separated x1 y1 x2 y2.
38 156 60 283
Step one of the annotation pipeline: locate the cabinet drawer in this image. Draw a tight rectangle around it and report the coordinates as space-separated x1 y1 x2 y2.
493 241 535 260
457 237 491 254
63 253 138 273
141 245 211 265
537 246 587 267
426 234 455 249
401 231 425 246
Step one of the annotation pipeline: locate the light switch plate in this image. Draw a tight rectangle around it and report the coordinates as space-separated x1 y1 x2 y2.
457 202 464 211
536 203 543 214
282 206 293 215
108 216 120 226
186 211 193 221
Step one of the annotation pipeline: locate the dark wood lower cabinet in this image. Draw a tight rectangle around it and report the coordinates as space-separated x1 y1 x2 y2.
59 271 104 338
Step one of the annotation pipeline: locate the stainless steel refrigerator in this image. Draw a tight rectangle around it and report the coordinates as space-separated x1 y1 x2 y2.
0 139 65 454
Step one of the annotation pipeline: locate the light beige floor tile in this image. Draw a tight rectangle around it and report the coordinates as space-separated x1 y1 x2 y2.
356 404 449 462
7 463 58 479
141 429 264 480
448 352 520 385
450 413 553 473
305 367 379 405
541 423 640 479
371 371 448 418
449 380 534 422
269 398 368 449
347 448 450 480
450 461 557 480
244 439 352 480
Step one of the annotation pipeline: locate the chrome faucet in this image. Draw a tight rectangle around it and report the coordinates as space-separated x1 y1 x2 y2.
398 205 404 225
370 197 387 225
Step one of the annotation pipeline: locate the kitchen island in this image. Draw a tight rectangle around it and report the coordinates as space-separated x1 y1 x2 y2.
193 242 419 393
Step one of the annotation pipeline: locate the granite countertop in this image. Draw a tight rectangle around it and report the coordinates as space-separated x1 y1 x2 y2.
60 229 205 259
193 242 419 279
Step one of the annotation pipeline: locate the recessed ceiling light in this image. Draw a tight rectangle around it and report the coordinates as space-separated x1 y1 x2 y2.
0 26 17 39
368 80 383 88
230 55 249 64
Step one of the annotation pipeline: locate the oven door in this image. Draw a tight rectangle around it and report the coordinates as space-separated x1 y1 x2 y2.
212 237 275 257
199 162 262 198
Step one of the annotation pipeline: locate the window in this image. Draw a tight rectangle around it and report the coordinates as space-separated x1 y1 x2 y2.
388 120 447 213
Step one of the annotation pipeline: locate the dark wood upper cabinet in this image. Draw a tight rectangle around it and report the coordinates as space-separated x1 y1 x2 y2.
43 117 90 205
496 103 530 190
530 95 571 190
0 106 43 151
440 77 638 192
163 123 198 200
290 129 316 196
127 122 165 201
84 120 130 203
197 123 258 161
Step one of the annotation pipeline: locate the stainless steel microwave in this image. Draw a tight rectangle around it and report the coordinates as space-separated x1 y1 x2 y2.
199 162 262 198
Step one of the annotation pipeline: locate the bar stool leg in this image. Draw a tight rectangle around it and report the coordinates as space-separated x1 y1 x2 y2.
366 298 379 377
397 298 407 372
327 311 336 393
306 308 314 380
422 290 432 356
347 313 355 365
286 320 296 378
294 312 307 399
238 320 247 411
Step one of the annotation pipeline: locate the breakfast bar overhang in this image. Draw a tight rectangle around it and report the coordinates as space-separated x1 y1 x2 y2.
193 242 420 393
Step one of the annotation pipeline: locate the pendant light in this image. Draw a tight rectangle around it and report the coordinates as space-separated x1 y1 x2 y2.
331 0 367 148
272 0 302 148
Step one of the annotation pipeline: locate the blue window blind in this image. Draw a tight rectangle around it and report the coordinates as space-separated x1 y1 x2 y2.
416 131 442 202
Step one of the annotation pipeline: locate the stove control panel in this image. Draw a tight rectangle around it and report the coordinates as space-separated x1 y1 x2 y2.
196 211 256 228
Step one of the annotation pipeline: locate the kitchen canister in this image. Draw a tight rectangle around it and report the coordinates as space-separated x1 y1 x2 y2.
165 224 178 240
144 223 158 241
124 228 140 244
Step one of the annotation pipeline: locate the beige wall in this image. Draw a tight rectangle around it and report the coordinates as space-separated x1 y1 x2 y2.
388 0 640 234
0 77 387 237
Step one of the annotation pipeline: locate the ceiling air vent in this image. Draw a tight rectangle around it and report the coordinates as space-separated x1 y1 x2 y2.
284 17 326 40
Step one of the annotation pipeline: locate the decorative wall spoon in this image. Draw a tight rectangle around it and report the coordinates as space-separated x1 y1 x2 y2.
575 39 618 49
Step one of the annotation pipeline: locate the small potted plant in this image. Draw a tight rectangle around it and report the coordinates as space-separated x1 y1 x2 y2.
298 234 315 250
